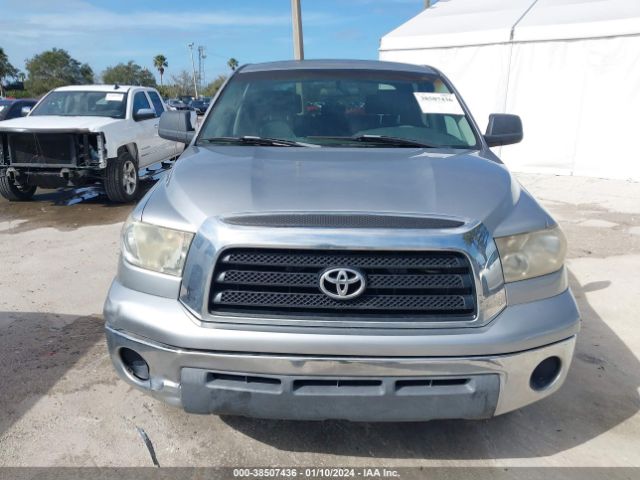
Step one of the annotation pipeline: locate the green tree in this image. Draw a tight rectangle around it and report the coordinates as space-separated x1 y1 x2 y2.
5 90 33 99
169 69 196 97
24 48 93 95
102 61 157 87
227 58 239 71
0 47 19 97
202 75 228 97
155 85 173 99
153 54 168 86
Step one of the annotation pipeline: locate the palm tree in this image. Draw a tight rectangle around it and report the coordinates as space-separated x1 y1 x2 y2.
153 54 168 86
227 58 239 71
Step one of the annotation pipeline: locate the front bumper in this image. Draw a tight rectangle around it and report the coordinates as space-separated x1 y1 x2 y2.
105 325 577 421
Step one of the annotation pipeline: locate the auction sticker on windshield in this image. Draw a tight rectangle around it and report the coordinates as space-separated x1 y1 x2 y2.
413 92 464 115
105 93 124 102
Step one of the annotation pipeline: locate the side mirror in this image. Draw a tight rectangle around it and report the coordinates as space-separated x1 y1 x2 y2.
133 108 156 121
484 114 523 147
20 106 32 116
158 110 195 144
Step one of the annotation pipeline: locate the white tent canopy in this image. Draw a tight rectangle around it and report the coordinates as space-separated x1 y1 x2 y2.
380 0 640 180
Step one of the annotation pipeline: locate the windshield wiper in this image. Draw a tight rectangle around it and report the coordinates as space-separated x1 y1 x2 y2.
310 134 437 148
198 136 315 147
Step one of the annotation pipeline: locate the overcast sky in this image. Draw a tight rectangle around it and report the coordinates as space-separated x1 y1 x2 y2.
0 0 429 82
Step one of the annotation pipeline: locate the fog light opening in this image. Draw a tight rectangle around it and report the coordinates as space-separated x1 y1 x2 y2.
530 356 562 391
120 347 150 381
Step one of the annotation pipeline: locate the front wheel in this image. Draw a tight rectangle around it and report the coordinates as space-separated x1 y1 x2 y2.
104 151 139 203
0 171 37 201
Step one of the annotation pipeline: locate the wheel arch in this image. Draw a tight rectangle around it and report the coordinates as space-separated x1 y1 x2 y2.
118 143 139 164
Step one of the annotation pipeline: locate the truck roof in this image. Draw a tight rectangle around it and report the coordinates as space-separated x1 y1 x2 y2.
53 85 155 93
240 59 437 75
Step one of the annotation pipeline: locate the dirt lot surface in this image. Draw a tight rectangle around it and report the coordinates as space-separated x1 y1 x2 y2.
0 173 639 470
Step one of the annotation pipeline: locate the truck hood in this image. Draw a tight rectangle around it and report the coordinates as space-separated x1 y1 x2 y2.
141 146 530 234
0 115 119 132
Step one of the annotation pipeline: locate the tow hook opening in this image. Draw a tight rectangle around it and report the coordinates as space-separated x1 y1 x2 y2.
120 347 150 381
530 356 562 391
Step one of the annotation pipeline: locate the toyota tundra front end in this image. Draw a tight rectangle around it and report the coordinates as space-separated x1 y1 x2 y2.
103 60 580 421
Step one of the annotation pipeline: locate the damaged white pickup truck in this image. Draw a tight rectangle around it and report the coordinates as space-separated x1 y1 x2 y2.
0 85 183 202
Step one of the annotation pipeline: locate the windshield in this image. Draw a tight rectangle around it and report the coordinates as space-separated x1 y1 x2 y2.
198 69 479 148
30 91 128 118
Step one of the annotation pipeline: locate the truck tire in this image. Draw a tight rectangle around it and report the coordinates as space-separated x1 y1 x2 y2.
0 171 37 201
104 150 139 203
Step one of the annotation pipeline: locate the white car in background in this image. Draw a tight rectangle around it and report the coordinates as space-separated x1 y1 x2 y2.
0 85 186 202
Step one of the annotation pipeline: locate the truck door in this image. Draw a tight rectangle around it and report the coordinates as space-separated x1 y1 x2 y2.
131 91 164 167
147 90 184 160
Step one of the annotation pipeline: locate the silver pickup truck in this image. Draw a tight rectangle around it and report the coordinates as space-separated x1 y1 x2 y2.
104 60 580 421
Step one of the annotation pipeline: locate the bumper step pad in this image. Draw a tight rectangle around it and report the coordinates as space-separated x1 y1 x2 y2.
180 367 499 421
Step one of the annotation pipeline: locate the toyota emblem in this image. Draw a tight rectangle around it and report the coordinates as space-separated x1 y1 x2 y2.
319 267 366 300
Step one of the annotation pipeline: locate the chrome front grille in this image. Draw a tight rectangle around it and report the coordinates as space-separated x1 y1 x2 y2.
208 248 476 320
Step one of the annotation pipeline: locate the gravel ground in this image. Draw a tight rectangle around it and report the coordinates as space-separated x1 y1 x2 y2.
0 173 638 471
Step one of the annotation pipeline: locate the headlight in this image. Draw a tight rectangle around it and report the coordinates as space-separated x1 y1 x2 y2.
122 219 194 276
495 226 567 282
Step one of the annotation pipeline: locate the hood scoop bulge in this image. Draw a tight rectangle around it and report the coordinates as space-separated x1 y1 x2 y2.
221 213 466 229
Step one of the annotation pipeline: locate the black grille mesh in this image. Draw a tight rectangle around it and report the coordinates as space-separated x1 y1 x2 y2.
223 251 463 269
216 291 470 311
220 270 466 290
209 248 476 320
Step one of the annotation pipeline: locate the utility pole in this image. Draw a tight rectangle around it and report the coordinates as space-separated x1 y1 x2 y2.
291 0 304 60
187 42 199 99
424 0 431 8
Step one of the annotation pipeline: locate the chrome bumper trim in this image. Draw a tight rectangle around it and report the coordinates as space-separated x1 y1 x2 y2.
106 327 576 418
